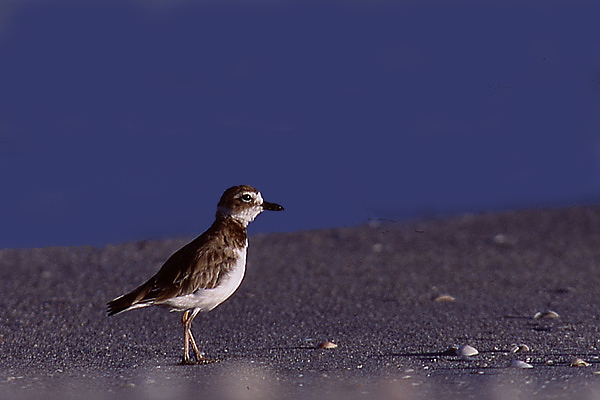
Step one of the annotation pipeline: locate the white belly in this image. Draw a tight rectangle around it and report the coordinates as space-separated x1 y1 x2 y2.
162 247 247 312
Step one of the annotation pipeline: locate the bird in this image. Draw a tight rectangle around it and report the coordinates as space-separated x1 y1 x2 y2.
107 185 284 364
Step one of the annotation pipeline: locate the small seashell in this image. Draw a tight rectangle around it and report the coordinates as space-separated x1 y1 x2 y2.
533 310 560 320
372 243 383 253
511 360 533 369
456 344 479 357
318 341 338 349
493 234 516 248
434 294 456 303
571 358 590 367
510 344 530 353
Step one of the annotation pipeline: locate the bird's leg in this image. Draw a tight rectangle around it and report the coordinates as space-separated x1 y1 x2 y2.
185 309 218 364
188 330 203 361
181 310 194 365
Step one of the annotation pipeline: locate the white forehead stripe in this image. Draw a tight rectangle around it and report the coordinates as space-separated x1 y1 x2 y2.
217 190 265 227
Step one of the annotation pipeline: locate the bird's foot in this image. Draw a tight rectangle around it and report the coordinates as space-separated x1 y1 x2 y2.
180 357 196 365
195 355 220 365
180 355 220 365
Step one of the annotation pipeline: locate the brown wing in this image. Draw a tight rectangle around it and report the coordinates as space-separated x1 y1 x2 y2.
139 219 247 303
147 241 238 301
107 219 247 315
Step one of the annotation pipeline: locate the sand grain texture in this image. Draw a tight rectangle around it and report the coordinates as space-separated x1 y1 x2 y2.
2 206 600 399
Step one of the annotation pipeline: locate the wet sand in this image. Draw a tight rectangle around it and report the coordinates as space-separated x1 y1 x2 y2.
2 205 600 399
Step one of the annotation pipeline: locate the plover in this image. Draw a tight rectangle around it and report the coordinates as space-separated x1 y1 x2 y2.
107 185 283 364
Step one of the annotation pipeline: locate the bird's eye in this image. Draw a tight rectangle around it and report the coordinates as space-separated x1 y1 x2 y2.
240 194 253 202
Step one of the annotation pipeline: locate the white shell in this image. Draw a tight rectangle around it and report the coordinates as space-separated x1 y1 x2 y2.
318 341 338 349
434 294 456 303
511 360 533 369
493 233 516 247
533 310 560 320
570 358 590 367
510 344 531 353
456 344 479 357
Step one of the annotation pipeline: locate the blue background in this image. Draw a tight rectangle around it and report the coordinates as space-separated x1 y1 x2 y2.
1 1 600 249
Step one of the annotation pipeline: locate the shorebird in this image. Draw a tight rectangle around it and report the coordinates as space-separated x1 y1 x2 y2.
107 185 283 364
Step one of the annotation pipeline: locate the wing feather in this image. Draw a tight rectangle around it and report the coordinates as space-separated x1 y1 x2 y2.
139 220 247 303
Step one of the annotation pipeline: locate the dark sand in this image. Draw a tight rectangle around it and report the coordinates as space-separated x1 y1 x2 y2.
2 206 600 399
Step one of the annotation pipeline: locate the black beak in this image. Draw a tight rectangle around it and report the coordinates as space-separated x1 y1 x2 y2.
262 201 284 211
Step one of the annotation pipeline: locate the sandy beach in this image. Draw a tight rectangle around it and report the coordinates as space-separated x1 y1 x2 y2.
2 205 600 399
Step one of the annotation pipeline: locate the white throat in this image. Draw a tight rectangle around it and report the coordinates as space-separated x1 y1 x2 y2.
217 193 264 227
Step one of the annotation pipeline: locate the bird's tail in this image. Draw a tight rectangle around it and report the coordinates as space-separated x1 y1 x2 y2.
107 283 152 316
